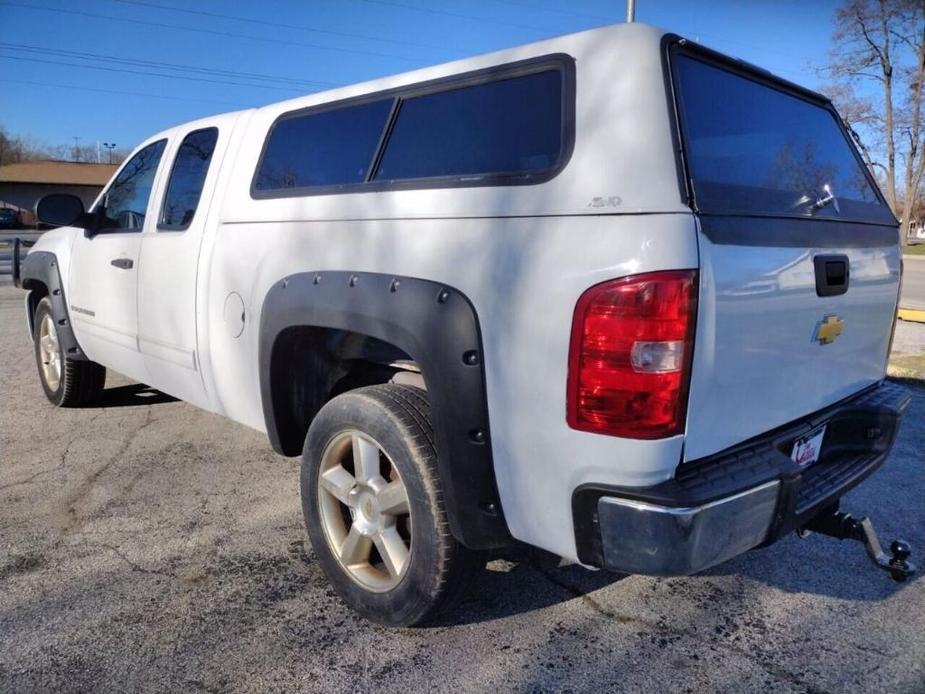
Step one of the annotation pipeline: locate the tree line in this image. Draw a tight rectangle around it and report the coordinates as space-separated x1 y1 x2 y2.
825 0 925 244
0 124 128 168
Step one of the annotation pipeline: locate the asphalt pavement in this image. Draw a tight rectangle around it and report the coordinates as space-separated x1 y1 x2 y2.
1 284 924 693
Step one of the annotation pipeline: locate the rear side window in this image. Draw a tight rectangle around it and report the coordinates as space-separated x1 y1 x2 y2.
374 70 562 182
673 52 893 224
160 127 218 229
252 56 571 197
254 99 392 191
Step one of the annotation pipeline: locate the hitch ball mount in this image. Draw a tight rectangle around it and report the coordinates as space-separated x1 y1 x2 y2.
798 508 916 582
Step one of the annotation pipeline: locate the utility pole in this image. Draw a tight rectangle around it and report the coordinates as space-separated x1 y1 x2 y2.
103 142 117 164
96 140 101 164
72 136 81 162
626 0 635 23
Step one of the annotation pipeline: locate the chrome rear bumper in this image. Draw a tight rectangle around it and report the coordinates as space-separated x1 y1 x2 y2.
573 380 911 575
597 481 779 575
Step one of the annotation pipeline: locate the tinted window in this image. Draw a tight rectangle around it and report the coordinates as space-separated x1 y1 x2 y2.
101 140 166 230
674 54 890 222
161 128 218 228
375 70 562 182
255 99 392 191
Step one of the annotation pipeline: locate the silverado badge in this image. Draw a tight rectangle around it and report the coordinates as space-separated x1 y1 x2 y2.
813 314 844 345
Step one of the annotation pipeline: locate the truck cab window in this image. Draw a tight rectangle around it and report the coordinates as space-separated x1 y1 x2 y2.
99 139 167 231
160 128 219 229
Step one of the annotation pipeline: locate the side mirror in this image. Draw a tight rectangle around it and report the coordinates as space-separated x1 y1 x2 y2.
35 194 93 229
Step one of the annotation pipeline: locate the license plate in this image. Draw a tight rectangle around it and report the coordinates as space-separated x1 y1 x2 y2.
791 425 826 467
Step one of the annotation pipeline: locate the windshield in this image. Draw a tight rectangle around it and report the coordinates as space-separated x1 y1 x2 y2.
673 51 894 225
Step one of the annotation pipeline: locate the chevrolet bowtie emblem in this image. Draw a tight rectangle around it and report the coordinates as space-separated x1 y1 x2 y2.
813 314 844 345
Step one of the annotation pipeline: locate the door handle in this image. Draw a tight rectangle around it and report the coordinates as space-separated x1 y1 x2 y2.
813 254 849 297
110 258 134 270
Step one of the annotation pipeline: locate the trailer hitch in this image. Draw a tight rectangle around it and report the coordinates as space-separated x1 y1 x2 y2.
798 508 916 582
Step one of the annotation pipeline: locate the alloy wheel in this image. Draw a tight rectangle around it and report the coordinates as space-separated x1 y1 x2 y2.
38 313 61 391
317 430 412 592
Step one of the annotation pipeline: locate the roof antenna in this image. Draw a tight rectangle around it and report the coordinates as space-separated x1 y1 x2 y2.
626 0 635 23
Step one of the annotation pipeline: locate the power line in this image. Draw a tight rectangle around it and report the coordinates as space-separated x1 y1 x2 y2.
488 0 802 64
0 43 339 88
356 0 552 33
491 0 800 62
489 0 613 23
0 1 418 62
111 0 447 51
0 77 251 107
0 54 319 94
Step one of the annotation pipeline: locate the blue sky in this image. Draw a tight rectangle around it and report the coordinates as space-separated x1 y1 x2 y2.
0 0 841 155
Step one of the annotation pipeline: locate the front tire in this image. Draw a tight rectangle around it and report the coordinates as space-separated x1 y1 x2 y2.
33 297 105 407
301 384 480 626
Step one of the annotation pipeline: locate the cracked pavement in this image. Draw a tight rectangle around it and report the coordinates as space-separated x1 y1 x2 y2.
1 284 924 693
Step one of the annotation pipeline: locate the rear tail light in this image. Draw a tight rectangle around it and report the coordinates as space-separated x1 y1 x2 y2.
567 270 698 439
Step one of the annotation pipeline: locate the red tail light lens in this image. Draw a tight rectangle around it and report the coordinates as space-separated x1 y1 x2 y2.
567 270 698 439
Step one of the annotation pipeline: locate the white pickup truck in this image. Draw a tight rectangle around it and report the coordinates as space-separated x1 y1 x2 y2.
17 22 913 626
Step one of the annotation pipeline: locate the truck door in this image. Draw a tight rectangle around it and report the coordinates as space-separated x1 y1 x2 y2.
137 126 223 409
67 139 168 384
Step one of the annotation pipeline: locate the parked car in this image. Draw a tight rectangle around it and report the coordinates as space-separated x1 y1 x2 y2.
0 207 20 229
16 22 913 626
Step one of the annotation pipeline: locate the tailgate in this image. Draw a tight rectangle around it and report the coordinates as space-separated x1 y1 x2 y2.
685 221 900 460
669 44 902 461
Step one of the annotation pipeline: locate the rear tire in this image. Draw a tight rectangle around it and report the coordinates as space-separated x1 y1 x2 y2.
301 384 481 626
33 297 105 407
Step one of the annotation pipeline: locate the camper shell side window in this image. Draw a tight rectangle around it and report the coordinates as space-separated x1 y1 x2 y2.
250 54 576 198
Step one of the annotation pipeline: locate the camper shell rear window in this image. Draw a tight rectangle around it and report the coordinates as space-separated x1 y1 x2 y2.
251 55 575 198
670 45 895 226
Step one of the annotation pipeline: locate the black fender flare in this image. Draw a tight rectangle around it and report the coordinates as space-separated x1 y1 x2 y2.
258 271 510 549
20 251 88 361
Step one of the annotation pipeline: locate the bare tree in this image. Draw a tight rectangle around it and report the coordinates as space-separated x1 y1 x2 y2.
0 123 128 168
0 125 46 166
824 0 925 244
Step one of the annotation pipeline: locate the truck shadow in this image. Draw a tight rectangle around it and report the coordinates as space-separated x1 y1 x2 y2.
700 532 923 602
440 534 921 628
95 384 178 408
432 544 628 627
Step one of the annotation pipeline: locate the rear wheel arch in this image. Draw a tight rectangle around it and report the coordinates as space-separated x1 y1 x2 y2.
267 324 415 454
258 271 510 549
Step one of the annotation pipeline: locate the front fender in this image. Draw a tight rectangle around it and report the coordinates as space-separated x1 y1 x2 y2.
20 251 88 361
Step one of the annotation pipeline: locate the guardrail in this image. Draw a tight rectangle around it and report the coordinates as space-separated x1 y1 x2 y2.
0 232 41 281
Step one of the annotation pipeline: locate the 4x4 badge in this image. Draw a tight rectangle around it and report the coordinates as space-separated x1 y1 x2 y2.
813 314 844 345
